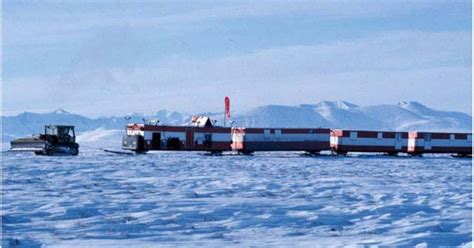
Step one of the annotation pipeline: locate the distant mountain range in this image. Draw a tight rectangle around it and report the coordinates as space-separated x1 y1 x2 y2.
2 101 471 142
232 101 471 131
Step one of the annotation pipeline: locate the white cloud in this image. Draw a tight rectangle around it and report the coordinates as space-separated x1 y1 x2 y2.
3 31 471 116
4 0 458 46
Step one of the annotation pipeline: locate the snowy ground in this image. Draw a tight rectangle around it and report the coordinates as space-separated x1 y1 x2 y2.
1 145 472 247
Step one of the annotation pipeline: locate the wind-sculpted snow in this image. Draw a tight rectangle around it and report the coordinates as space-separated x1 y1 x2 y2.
2 150 472 247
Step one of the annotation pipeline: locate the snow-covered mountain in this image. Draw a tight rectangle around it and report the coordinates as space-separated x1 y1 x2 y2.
395 101 472 131
310 101 382 130
1 109 191 142
233 105 332 128
2 101 471 142
231 101 471 132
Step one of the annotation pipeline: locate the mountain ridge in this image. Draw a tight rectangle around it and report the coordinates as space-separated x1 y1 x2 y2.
2 101 471 142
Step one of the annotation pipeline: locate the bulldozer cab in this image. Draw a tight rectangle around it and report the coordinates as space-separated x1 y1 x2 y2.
45 125 76 143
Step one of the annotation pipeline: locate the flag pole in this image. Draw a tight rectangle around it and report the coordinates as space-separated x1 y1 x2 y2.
224 96 230 128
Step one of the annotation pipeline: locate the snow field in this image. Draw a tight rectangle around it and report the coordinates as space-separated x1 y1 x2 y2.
2 148 472 247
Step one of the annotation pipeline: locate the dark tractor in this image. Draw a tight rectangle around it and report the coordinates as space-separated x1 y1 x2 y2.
10 125 79 156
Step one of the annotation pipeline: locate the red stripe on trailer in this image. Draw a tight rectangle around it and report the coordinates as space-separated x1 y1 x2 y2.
383 133 396 139
412 132 470 140
415 132 451 140
431 133 451 139
233 128 330 134
281 128 330 134
237 128 264 134
341 131 352 137
143 126 186 132
337 130 409 139
383 132 408 139
317 128 331 134
194 128 231 133
141 125 231 133
356 131 378 138
455 133 468 140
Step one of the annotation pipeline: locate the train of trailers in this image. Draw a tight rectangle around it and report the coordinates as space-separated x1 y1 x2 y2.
122 116 472 157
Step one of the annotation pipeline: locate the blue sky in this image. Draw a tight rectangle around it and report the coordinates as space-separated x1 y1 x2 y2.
3 0 472 116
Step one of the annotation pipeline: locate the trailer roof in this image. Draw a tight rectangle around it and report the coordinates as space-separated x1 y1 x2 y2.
46 125 75 128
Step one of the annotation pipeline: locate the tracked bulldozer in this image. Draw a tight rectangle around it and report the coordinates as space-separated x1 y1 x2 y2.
10 125 79 156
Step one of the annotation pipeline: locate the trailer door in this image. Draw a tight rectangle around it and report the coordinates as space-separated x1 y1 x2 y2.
185 129 194 149
424 133 432 150
152 132 161 149
395 133 402 150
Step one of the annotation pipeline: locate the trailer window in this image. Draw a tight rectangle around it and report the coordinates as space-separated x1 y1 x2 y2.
350 132 357 140
377 132 383 139
67 128 75 137
46 126 57 136
264 129 271 139
450 134 455 140
275 129 282 139
468 135 472 142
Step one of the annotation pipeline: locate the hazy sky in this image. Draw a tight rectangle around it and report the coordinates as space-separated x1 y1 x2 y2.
3 0 472 116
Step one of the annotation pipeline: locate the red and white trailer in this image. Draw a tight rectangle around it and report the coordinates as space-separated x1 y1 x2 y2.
122 117 232 153
121 114 471 156
231 127 331 154
330 129 409 155
407 131 472 156
331 129 472 156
